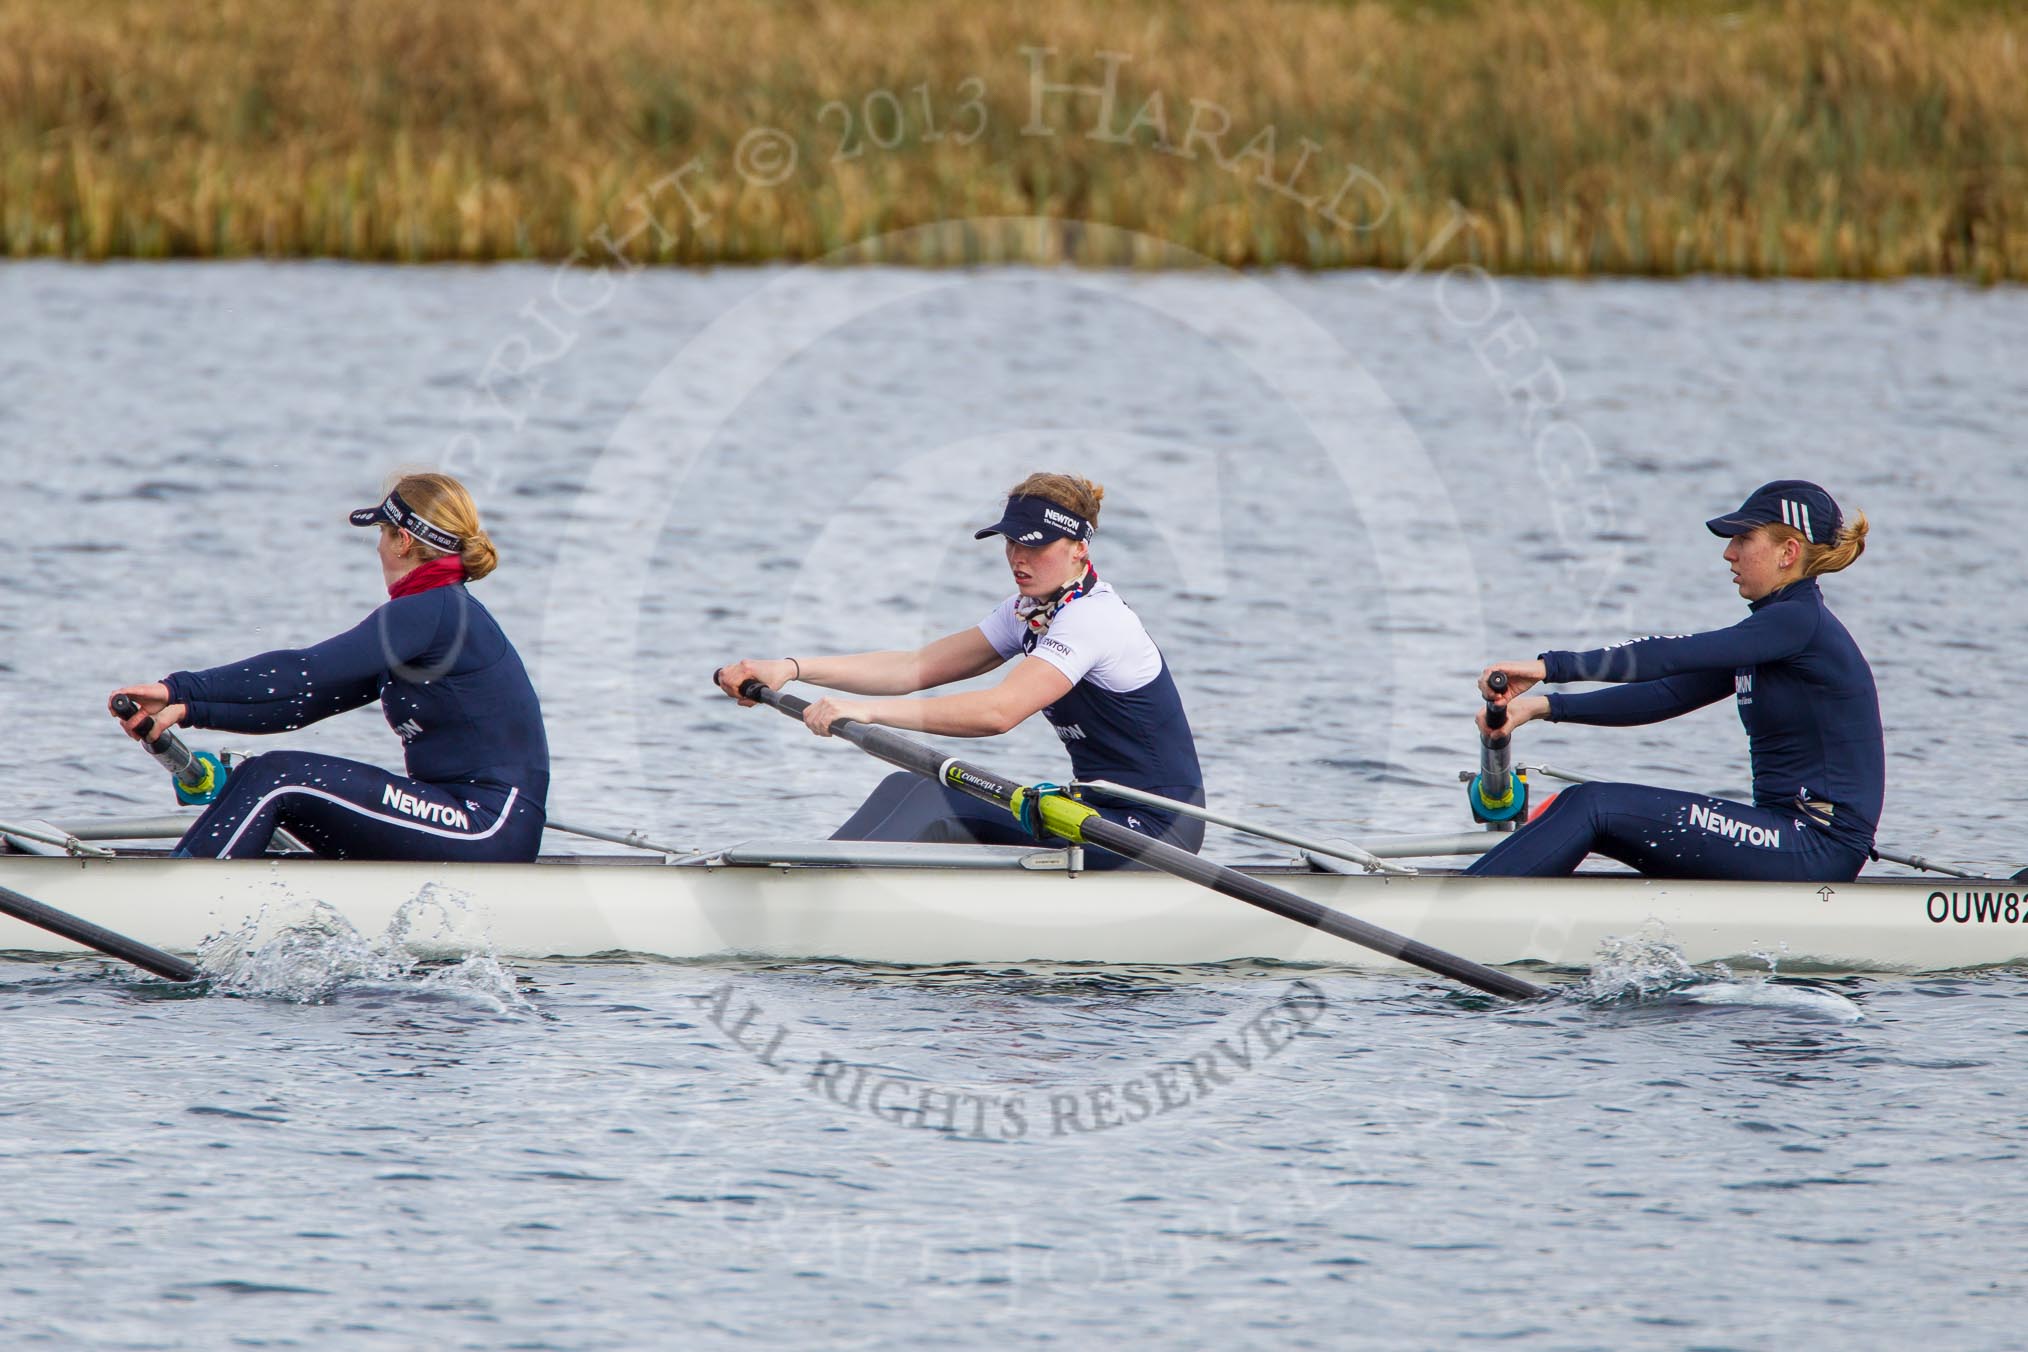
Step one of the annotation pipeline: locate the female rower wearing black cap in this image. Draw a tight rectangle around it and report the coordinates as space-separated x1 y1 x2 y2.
715 472 1206 866
107 472 550 861
1467 479 1882 881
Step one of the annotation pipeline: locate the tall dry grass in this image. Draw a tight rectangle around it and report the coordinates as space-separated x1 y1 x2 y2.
1 0 2022 277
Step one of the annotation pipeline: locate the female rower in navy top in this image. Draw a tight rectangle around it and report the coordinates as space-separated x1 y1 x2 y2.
714 472 1205 867
107 473 550 862
1467 480 1882 882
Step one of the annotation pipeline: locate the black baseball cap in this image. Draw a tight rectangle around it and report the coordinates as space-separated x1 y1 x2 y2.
973 495 1095 547
1706 480 1841 546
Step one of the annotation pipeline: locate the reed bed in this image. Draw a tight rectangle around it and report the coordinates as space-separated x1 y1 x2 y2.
2 0 2022 277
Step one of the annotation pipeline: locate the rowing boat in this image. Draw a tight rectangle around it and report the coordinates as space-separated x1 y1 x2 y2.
1 837 2020 973
9 688 2014 986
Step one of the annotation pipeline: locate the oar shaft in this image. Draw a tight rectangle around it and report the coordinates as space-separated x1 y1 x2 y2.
0 884 199 982
1075 817 1543 999
737 680 1547 1001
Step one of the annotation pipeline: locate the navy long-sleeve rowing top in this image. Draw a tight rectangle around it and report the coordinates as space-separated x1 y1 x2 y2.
1537 577 1883 852
163 586 550 807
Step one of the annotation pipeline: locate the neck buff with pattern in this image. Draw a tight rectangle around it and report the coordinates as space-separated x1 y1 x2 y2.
388 555 468 599
1015 563 1097 652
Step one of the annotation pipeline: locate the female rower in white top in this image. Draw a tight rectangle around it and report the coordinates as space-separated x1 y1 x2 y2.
714 472 1205 867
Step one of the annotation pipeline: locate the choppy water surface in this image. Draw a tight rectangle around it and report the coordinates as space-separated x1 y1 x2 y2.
4 262 2027 1347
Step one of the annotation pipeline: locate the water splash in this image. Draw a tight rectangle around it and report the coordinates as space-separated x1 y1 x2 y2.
1570 922 1862 1022
1678 980 1862 1020
196 883 530 1013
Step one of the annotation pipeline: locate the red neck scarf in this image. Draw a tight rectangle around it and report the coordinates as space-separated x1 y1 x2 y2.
388 556 468 599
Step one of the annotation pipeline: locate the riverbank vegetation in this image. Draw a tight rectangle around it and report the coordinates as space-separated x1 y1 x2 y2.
3 0 2021 277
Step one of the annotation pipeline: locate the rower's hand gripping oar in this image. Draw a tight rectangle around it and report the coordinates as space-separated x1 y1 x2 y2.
732 677 1547 1002
1467 671 1529 826
110 695 226 806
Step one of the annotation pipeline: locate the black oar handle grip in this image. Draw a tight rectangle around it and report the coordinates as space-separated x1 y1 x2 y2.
1484 670 1510 734
112 692 206 787
110 693 154 736
731 675 813 717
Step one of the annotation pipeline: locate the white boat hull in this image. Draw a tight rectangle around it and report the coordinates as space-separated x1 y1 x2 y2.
2 846 2023 973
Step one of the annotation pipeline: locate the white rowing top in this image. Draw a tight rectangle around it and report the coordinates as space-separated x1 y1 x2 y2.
977 581 1166 692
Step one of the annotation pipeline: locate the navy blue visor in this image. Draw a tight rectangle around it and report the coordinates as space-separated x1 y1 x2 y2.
973 495 1094 547
349 490 464 553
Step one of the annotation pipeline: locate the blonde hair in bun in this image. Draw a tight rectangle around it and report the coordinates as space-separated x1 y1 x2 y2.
383 471 498 579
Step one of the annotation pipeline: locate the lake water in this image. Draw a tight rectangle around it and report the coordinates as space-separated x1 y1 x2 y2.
3 261 2026 1348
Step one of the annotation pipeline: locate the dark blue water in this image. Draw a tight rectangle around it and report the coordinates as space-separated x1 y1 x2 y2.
3 262 2025 1348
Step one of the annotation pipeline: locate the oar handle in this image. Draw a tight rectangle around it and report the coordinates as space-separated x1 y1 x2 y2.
111 693 154 737
111 695 207 789
739 678 810 716
1468 670 1527 825
1483 670 1510 739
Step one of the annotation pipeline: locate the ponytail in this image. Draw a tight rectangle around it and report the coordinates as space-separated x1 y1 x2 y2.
1804 510 1867 578
1758 509 1867 580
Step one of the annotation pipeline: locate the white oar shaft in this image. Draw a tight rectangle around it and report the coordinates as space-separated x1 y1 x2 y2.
1073 780 1416 876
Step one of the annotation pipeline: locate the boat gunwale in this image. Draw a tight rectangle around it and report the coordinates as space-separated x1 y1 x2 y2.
0 848 2016 885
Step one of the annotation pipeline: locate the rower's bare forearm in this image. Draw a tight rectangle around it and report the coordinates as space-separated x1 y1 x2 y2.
795 651 927 696
863 693 1018 738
